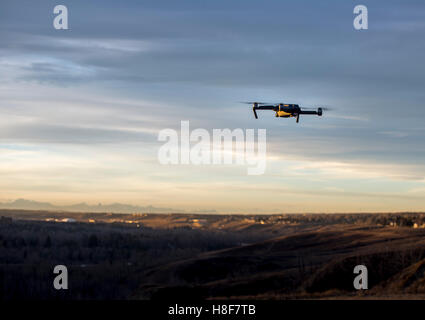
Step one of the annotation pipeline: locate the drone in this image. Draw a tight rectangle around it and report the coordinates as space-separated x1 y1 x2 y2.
244 102 329 123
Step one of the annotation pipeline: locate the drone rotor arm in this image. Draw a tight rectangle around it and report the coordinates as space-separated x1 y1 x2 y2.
299 110 319 115
254 105 277 110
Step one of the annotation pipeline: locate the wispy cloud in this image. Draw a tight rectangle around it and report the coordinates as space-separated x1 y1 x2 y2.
379 131 409 138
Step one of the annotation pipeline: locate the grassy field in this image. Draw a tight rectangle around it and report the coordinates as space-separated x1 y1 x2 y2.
1 210 425 300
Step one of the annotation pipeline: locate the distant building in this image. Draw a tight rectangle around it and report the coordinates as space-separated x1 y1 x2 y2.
61 218 76 223
192 219 207 227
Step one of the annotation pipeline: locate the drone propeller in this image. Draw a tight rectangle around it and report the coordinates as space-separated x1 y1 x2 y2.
241 101 272 105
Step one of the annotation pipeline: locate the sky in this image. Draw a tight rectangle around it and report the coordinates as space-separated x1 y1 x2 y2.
0 0 425 213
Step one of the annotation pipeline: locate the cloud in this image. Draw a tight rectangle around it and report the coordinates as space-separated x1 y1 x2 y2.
0 0 424 211
284 159 425 181
379 131 409 138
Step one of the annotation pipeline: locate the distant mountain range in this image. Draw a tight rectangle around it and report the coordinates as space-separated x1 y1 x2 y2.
0 199 190 214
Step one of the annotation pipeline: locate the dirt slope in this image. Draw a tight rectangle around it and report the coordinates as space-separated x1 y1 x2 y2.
135 225 425 299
